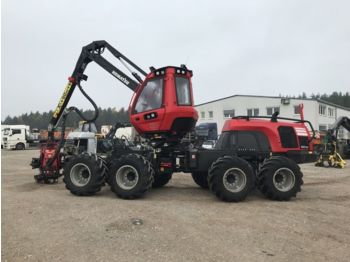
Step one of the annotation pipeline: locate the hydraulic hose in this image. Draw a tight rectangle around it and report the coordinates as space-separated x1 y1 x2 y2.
46 82 99 167
68 82 99 124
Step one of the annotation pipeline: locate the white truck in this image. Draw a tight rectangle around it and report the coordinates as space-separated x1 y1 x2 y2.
2 125 31 150
1 125 10 148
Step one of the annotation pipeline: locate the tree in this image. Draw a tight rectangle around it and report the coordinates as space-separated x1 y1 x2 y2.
1 108 130 130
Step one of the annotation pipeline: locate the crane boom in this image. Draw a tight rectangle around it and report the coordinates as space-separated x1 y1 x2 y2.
329 116 350 137
49 40 146 130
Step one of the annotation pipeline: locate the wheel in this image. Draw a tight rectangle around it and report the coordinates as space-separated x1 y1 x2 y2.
315 161 324 167
63 154 106 196
152 172 172 188
191 172 209 189
327 156 335 167
108 154 154 199
208 156 255 202
257 156 303 201
15 143 25 150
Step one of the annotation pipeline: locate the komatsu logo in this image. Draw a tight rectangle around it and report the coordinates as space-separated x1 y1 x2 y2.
112 71 130 85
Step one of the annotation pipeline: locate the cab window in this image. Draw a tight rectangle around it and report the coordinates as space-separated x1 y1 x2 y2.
236 132 258 150
214 132 230 149
175 77 191 106
12 129 22 135
278 126 298 148
134 78 163 113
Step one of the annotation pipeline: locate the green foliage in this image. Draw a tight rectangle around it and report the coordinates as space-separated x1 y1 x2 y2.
291 91 349 108
2 107 129 130
318 91 350 108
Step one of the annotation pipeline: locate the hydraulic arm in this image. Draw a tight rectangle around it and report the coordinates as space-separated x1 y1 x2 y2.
49 40 147 130
329 116 350 137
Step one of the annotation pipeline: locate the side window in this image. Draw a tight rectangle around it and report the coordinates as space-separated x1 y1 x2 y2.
134 78 163 113
12 129 21 135
175 77 191 105
214 132 231 149
230 132 237 147
223 109 234 118
255 132 271 151
278 126 298 148
247 108 259 116
267 107 279 116
294 105 300 114
237 132 258 150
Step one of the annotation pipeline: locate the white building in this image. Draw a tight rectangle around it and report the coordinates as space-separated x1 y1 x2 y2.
195 95 350 139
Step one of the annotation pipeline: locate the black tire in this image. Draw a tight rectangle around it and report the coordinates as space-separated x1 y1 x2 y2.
108 154 154 199
191 172 209 189
257 156 303 201
152 172 172 188
15 143 25 150
100 158 109 185
208 156 255 202
63 154 105 196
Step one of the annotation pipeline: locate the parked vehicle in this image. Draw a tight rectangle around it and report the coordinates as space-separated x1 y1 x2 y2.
195 123 218 141
2 125 30 150
315 116 350 168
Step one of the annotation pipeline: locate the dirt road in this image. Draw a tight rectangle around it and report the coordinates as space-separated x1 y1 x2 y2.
2 150 350 261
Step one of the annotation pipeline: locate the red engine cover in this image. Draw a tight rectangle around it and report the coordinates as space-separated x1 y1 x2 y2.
222 118 313 153
129 67 198 138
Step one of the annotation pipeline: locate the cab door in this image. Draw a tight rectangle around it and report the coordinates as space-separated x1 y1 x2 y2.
130 77 166 134
9 129 23 143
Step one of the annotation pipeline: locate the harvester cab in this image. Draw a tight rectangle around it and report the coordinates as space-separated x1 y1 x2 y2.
129 66 197 141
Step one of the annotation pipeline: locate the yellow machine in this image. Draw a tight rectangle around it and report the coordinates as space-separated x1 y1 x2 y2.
315 141 346 168
315 117 350 168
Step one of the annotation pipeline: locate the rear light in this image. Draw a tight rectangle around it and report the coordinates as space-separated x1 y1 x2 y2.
160 162 172 168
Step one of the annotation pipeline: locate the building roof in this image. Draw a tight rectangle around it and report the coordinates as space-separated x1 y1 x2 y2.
195 94 350 112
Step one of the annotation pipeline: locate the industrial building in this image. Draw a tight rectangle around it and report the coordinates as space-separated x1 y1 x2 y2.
195 95 350 139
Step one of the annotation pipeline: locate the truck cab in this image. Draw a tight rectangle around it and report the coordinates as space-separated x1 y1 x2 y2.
2 125 30 150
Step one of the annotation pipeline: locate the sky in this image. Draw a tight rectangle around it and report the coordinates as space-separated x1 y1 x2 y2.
1 0 350 120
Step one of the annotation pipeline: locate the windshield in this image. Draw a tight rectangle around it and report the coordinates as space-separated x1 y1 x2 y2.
134 78 163 113
3 128 10 135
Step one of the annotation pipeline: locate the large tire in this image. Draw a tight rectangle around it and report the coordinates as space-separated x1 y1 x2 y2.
208 156 255 202
108 154 154 199
152 172 172 188
63 154 105 196
257 156 303 201
191 172 209 189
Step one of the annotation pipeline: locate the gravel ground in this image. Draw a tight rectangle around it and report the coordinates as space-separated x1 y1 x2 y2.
2 149 350 262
